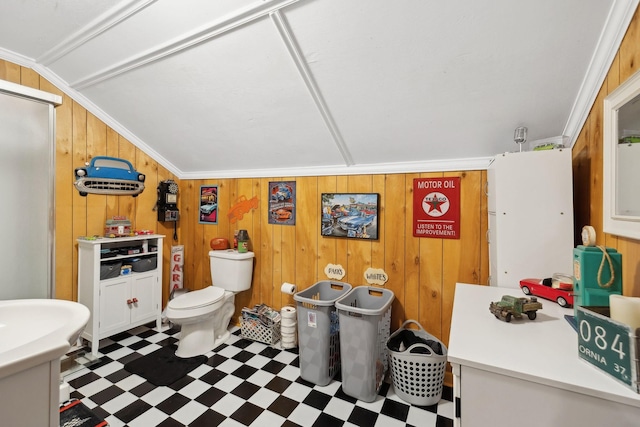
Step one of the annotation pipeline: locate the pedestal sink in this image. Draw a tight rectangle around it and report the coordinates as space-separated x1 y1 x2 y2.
0 299 90 427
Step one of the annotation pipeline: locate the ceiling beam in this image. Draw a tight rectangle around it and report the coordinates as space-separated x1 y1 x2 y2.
270 10 354 167
70 0 303 90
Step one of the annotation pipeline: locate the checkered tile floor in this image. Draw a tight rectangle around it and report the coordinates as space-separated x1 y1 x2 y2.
64 323 454 427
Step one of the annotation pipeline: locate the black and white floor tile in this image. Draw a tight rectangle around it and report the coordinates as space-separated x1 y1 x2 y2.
63 323 454 427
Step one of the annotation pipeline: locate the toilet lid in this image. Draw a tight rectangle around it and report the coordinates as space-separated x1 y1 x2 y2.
169 286 225 310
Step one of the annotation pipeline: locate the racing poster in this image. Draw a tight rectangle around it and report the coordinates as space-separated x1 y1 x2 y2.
413 177 460 239
268 181 296 225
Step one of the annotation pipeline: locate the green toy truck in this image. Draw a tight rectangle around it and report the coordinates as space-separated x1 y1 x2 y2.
489 295 543 322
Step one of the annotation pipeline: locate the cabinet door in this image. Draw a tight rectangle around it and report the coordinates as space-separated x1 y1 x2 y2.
99 278 130 336
130 273 158 324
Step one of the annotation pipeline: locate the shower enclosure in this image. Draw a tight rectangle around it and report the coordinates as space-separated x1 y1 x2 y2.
0 79 61 300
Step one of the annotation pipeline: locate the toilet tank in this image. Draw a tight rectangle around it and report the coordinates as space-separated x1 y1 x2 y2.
209 249 254 292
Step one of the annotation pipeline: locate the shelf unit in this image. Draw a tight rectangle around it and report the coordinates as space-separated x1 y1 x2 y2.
77 234 164 356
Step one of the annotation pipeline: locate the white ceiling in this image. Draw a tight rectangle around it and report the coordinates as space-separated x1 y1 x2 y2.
0 0 637 178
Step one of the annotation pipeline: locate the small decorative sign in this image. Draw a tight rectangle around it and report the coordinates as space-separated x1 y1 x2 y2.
324 263 346 280
364 268 388 286
199 185 218 224
268 181 296 225
576 306 639 392
171 245 184 292
413 177 461 239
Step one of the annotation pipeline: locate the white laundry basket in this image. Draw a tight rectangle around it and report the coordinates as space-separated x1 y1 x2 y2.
387 320 447 406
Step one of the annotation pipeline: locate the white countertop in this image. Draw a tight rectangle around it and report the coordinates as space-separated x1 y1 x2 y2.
448 283 640 408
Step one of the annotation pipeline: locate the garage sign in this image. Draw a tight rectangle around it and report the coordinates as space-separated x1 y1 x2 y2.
413 177 460 239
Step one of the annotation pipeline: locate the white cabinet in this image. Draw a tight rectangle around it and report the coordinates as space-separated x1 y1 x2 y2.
487 149 573 287
78 235 164 356
448 283 640 427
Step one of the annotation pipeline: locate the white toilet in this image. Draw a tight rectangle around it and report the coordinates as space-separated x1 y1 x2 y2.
166 249 254 358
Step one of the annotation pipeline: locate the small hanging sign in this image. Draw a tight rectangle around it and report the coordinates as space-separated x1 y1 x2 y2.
324 263 345 280
413 177 461 239
364 268 388 286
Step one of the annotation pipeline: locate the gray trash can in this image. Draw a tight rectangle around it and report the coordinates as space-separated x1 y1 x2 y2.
335 286 394 402
294 281 352 386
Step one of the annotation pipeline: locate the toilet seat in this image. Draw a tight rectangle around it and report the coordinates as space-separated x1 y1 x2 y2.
169 287 225 310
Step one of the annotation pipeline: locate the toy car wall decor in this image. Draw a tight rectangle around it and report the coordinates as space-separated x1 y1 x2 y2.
74 156 145 197
520 273 574 307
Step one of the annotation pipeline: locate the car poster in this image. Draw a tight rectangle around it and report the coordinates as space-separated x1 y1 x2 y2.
199 185 218 224
321 193 379 240
268 181 295 225
413 177 460 239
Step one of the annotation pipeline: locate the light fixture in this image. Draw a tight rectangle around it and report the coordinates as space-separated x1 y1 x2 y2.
514 126 527 152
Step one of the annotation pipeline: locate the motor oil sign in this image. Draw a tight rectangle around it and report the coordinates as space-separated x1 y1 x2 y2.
413 177 460 239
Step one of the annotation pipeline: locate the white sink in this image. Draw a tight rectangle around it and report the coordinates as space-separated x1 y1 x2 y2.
0 298 90 378
0 298 90 427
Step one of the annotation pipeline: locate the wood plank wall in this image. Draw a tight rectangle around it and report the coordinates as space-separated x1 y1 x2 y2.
0 59 489 351
181 172 488 347
572 5 640 298
0 60 179 306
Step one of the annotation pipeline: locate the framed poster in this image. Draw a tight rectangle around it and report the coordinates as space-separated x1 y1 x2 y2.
268 181 295 225
413 177 460 239
321 193 379 240
199 185 218 224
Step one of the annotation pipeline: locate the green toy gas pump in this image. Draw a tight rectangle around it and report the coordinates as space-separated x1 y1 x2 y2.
573 226 622 317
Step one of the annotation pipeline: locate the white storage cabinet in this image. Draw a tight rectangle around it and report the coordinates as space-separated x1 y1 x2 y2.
78 235 164 356
487 149 573 287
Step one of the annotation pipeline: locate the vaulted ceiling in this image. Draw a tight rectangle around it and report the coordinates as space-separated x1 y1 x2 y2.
0 0 636 178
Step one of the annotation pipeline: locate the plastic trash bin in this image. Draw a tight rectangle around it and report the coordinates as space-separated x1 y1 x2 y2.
294 280 352 386
335 286 394 402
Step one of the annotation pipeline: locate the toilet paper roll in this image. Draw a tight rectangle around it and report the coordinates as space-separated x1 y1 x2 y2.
281 282 297 295
281 305 297 318
610 294 640 331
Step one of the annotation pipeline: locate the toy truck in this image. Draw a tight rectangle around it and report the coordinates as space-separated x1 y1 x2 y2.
489 295 543 322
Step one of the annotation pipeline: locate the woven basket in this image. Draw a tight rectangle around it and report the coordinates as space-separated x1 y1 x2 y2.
387 320 447 406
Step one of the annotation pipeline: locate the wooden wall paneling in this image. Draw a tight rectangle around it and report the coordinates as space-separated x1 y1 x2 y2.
259 177 274 307
41 78 74 301
442 171 482 345
251 178 264 306
158 169 179 306
295 176 318 294
71 101 88 301
20 67 39 89
0 60 20 82
479 169 489 286
86 113 108 237
589 86 606 245
335 176 349 282
604 54 622 250
233 178 256 315
383 173 406 329
619 6 640 83
105 127 120 220
117 137 137 235
404 173 421 323
345 175 373 287
418 172 444 340
134 150 159 232
183 179 201 290
271 177 296 309
280 193 296 310
371 174 386 275
317 175 338 282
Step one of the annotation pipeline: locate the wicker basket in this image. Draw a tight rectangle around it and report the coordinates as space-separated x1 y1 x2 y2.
387 320 447 406
240 317 281 345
